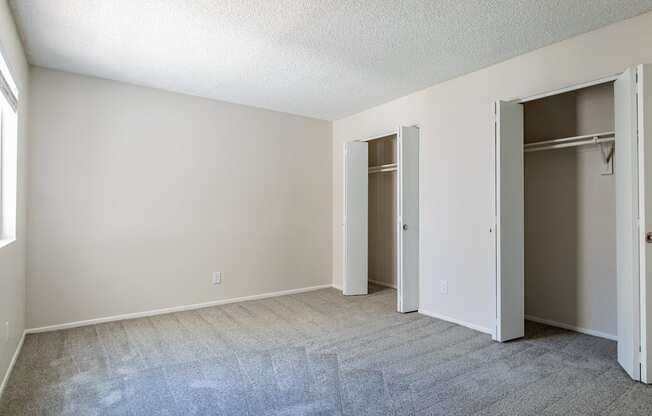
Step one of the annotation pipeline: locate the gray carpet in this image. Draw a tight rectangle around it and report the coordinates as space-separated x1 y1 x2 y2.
1 285 651 415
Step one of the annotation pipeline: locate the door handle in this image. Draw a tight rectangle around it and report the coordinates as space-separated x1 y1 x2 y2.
647 232 652 243
403 224 408 231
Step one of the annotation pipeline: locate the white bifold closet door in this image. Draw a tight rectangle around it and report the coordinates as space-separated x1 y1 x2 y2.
639 64 652 384
397 126 419 312
344 141 368 295
615 66 641 381
617 64 652 383
493 101 525 342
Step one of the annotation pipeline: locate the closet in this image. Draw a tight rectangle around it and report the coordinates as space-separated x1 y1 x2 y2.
368 135 398 290
493 65 652 383
344 126 419 313
523 83 616 339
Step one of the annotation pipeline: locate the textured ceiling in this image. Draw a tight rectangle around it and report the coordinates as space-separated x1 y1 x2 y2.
9 1 652 120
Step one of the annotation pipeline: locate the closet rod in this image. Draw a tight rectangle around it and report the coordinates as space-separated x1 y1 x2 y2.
524 137 614 153
369 167 397 174
524 131 615 153
369 163 397 172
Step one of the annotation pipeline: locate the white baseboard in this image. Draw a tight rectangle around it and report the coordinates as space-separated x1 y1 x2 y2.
419 308 494 336
0 330 25 399
26 284 333 334
369 279 397 289
524 314 616 341
331 281 395 291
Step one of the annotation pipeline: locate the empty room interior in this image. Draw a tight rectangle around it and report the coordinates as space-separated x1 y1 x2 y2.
3 0 652 415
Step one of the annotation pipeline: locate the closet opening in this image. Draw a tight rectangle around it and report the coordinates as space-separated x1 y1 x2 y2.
522 82 617 341
344 126 420 313
368 134 398 300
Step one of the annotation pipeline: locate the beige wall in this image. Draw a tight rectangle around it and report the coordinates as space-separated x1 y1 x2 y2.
333 11 652 333
0 0 28 388
525 146 616 337
27 68 332 328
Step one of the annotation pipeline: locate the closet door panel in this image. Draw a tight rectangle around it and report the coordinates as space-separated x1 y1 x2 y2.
638 64 652 383
494 100 524 342
398 126 419 313
344 141 368 295
615 67 641 381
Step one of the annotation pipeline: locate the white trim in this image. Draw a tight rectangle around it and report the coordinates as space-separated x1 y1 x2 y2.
0 330 25 399
0 238 15 250
26 284 332 334
524 314 617 341
518 74 620 103
397 127 404 312
342 143 347 298
369 279 397 289
419 308 494 336
357 130 397 142
637 63 649 384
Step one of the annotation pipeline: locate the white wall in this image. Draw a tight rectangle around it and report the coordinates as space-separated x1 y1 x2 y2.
27 68 332 329
333 11 652 333
0 0 28 389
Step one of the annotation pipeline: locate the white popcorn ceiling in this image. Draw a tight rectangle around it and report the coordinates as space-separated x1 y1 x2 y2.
9 0 652 120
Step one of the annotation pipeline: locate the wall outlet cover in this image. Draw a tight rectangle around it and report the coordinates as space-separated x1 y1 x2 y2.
440 280 448 294
212 272 222 285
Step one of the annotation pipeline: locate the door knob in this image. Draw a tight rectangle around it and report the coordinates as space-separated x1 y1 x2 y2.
647 232 652 243
403 224 408 230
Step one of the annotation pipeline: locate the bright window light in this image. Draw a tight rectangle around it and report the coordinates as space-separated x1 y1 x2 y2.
0 48 18 246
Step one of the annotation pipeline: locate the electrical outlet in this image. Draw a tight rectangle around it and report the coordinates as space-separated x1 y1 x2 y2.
212 272 222 285
440 280 448 295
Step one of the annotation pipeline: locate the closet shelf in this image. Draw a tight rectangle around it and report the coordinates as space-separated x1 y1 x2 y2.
524 131 615 153
368 163 397 174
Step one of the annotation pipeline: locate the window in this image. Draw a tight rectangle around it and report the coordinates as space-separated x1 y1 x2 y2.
0 48 18 246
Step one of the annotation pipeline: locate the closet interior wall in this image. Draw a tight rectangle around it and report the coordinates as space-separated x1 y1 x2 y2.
368 135 397 289
524 83 617 337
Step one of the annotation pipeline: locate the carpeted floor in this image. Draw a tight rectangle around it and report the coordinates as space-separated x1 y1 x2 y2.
1 285 651 415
